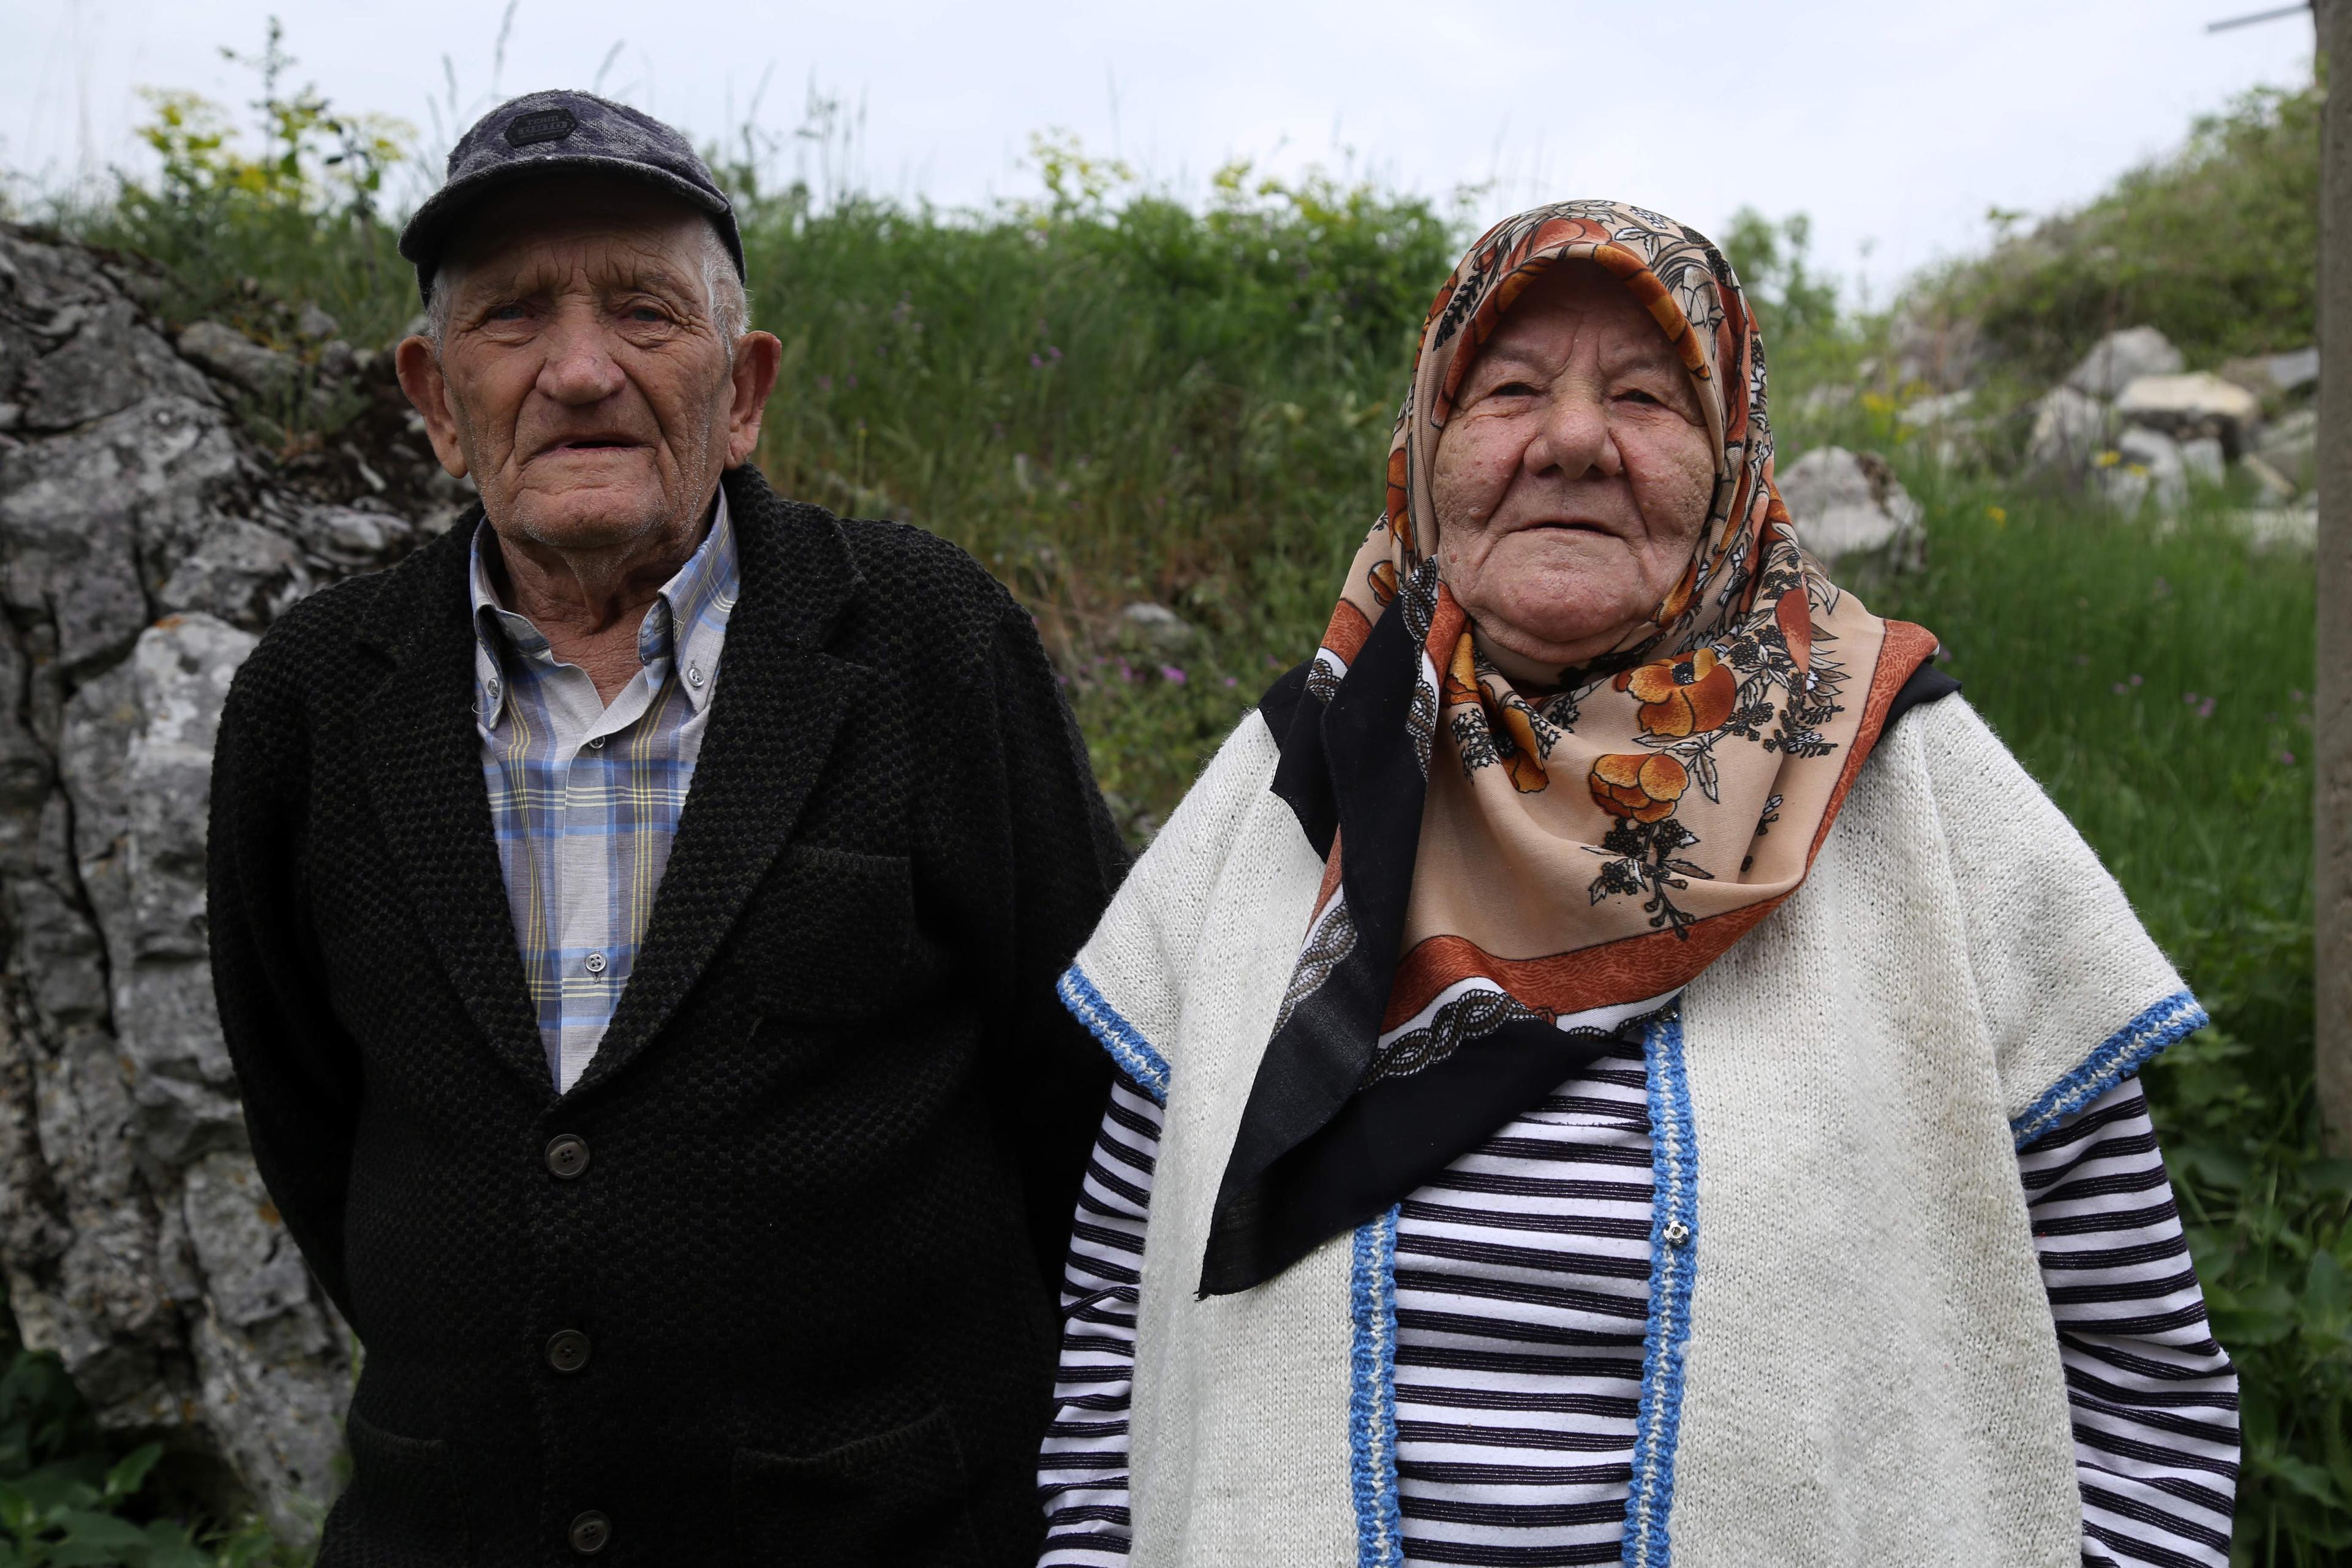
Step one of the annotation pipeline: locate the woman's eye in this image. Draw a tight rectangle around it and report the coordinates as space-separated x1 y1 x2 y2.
1617 388 1664 407
1490 380 1539 399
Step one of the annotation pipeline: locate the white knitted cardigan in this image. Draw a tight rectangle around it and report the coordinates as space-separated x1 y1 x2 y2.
1058 693 2204 1568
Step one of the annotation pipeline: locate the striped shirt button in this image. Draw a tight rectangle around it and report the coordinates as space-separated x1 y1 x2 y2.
1663 1219 1692 1248
583 951 608 976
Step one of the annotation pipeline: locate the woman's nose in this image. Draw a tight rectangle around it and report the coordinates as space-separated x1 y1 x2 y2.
535 313 626 405
1523 385 1620 480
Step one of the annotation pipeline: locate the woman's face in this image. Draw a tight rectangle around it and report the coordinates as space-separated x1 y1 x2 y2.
1428 260 1719 672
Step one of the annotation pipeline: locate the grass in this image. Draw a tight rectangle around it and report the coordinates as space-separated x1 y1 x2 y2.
4 55 2343 1564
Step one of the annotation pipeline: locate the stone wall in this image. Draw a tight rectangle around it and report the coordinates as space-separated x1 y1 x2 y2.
0 222 453 1539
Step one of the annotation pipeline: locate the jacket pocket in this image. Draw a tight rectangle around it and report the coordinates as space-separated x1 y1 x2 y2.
730 1404 984 1568
742 845 918 1022
318 1409 469 1567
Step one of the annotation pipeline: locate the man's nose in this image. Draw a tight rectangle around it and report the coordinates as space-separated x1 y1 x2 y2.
535 309 627 405
1523 384 1621 481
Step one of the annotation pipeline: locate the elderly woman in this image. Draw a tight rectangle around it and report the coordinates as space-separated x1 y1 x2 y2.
1033 203 2238 1568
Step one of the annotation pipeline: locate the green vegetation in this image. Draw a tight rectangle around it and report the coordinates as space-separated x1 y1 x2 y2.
1918 77 2321 379
4 30 2342 1563
0 1308 293 1566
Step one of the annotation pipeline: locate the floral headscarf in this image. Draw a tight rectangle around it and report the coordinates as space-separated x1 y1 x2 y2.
1202 201 1942 1294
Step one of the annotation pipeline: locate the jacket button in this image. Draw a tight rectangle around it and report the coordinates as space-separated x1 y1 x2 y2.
546 1330 592 1374
545 1134 590 1179
568 1510 611 1555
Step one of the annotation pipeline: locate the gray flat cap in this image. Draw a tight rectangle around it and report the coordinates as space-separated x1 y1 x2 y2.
398 89 744 304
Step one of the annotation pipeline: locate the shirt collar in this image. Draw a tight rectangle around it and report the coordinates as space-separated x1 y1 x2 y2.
470 488 742 728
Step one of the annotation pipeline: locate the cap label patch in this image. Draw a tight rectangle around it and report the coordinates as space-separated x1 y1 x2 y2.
505 108 578 148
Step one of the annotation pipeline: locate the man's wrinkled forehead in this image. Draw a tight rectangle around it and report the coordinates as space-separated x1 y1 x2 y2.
442 182 716 298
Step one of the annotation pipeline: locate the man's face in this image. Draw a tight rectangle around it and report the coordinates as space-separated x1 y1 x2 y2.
398 179 772 555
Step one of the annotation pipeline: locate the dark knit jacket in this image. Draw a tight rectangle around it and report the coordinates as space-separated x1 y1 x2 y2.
208 466 1127 1567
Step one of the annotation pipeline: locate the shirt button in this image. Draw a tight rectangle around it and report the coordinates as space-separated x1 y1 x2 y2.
1662 1219 1692 1249
583 951 607 976
545 1134 590 1179
586 734 606 750
487 676 500 696
546 1329 592 1374
568 1510 611 1555
686 664 705 688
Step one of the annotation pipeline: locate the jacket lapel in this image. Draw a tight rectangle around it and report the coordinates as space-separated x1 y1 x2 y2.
356 514 554 1096
566 467 861 1098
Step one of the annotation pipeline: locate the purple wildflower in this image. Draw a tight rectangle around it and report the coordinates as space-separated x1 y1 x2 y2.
2130 673 2144 687
2282 751 2297 766
1223 676 1239 688
2196 697 2216 719
2113 682 2128 695
1160 664 1188 685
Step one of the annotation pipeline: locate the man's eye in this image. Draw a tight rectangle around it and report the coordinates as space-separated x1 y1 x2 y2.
1489 380 1539 398
1617 387 1664 407
487 303 529 322
628 306 669 324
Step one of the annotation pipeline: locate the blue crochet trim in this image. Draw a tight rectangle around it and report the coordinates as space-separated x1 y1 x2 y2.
1056 963 1171 1104
2008 989 2207 1150
1349 1206 1403 1568
1624 1008 1697 1568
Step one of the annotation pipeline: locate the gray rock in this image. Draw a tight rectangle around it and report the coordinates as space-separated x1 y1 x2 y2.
1115 601 1197 658
295 304 341 342
2220 345 2319 399
2065 326 2184 398
1774 447 1926 577
2241 452 2299 501
0 221 368 1545
2026 385 2112 478
1896 388 1975 428
1888 309 1981 393
2254 407 2317 493
2114 372 2263 454
1793 383 1856 420
288 502 422 573
176 322 299 401
2098 426 2188 516
2180 437 2226 486
158 521 313 628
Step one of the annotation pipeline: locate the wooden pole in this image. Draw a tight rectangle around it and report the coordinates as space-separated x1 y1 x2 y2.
2320 0 2352 1150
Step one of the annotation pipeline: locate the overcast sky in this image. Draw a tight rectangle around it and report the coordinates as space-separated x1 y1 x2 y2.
1 0 2321 302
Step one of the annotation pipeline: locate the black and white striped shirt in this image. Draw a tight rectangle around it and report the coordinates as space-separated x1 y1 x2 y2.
1037 1058 2237 1567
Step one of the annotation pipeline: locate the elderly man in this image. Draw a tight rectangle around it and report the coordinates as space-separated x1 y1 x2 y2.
207 91 1125 1565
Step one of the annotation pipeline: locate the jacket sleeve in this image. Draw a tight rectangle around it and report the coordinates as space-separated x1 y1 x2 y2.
207 638 365 1323
926 592 1129 1294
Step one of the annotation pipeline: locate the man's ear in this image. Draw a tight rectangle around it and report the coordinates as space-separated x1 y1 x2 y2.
394 336 470 478
725 331 784 468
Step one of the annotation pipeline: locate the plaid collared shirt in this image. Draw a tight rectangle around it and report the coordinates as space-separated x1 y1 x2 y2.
471 494 741 1091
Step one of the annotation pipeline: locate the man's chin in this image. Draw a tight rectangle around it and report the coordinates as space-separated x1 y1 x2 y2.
496 488 679 553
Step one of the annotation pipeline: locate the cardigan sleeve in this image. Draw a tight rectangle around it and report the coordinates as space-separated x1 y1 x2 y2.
206 636 366 1322
2020 1077 2239 1567
1036 1080 1163 1566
